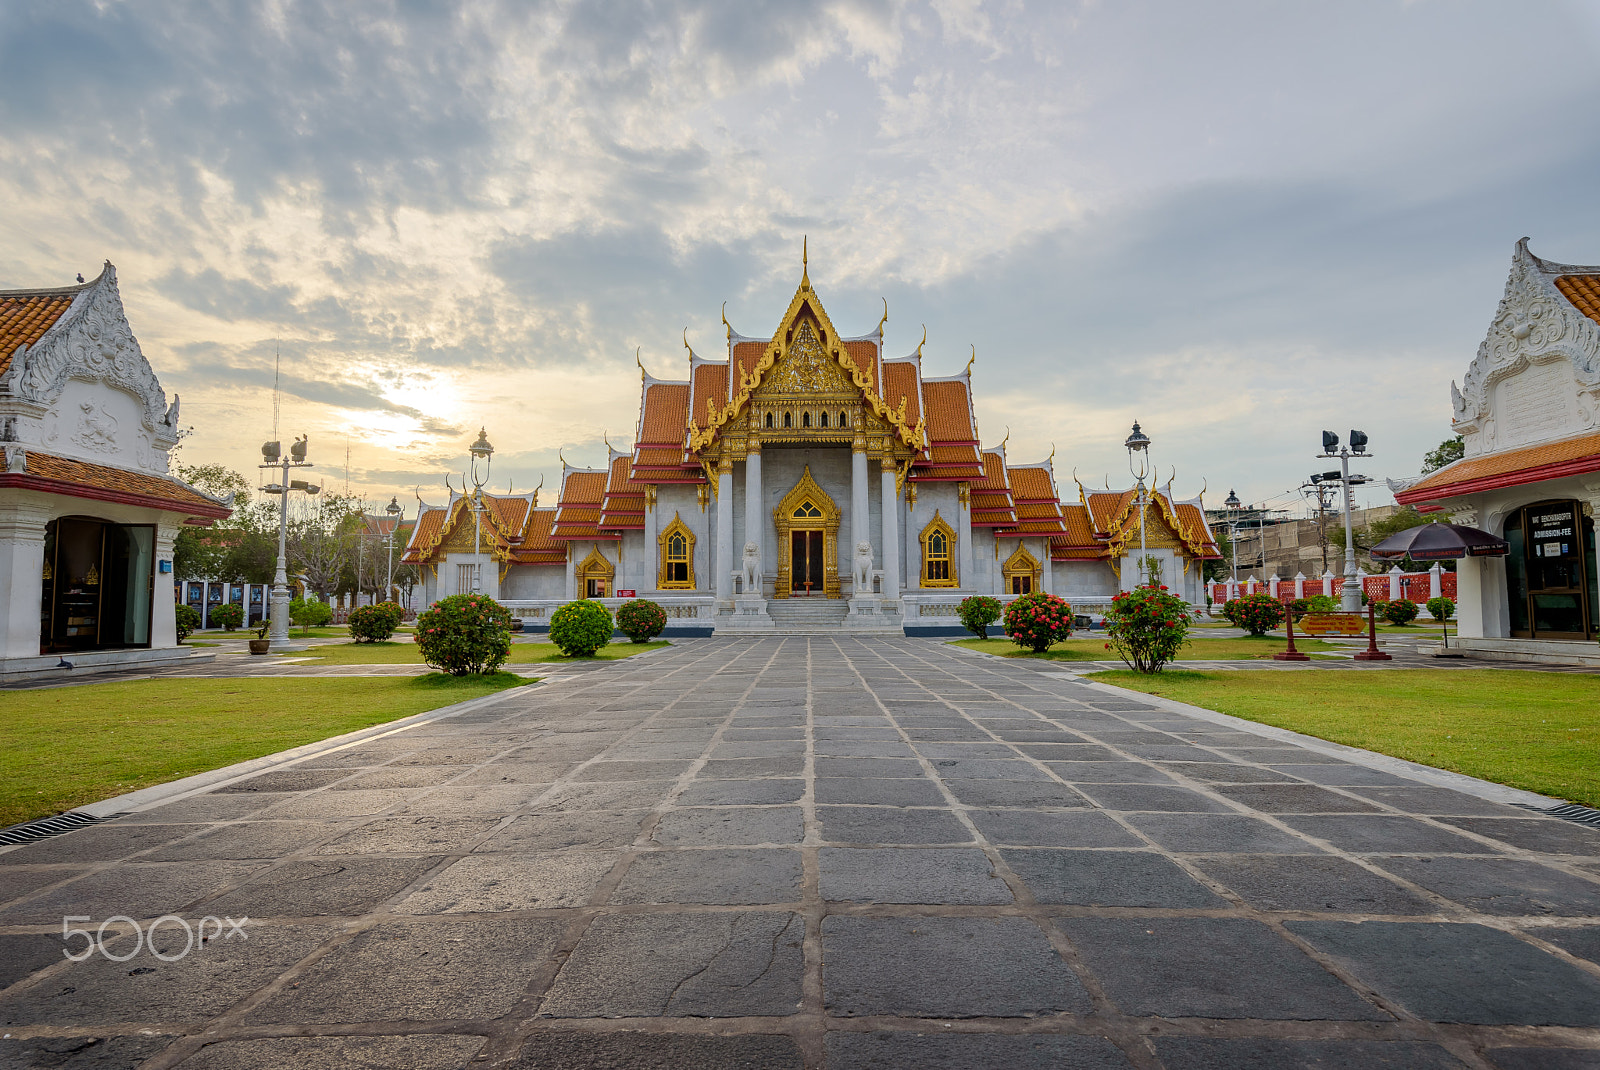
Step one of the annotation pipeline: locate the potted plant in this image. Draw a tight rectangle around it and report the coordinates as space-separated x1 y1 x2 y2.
248 620 271 655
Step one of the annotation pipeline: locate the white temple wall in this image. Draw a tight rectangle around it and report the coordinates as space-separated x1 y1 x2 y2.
501 563 565 601
1054 560 1119 599
756 446 856 594
653 484 710 594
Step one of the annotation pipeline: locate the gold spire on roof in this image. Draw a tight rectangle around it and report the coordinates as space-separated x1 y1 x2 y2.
1048 443 1056 463
965 345 976 377
636 347 645 379
721 301 731 342
877 297 888 337
801 236 809 291
917 324 926 358
533 474 544 507
997 426 1010 451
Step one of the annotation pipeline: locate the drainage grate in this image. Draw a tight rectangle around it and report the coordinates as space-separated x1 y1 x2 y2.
1515 803 1600 829
0 810 103 848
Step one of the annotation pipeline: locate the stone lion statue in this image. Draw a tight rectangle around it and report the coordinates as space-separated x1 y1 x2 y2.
741 541 762 595
852 541 874 594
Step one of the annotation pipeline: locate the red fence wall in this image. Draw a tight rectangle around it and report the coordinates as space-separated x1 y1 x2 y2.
1209 572 1457 605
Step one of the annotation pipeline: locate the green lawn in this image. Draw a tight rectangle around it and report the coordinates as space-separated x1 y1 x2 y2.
0 675 528 827
282 639 670 666
953 636 1348 661
1091 669 1600 808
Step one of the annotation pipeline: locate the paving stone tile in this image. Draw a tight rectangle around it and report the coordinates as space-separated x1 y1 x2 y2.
395 851 618 912
0 861 265 924
474 810 649 851
0 932 74 988
928 758 1052 781
202 856 442 917
145 821 344 861
599 741 708 759
1059 917 1383 1020
1122 813 1320 854
914 743 1019 759
678 777 806 805
1289 920 1600 1025
941 779 1089 808
1211 784 1385 814
1152 762 1296 784
1280 815 1504 854
1535 924 1600 966
2 823 214 864
0 921 337 1026
313 816 500 855
818 806 973 844
1152 1037 1468 1069
330 766 467 789
107 793 294 823
533 781 675 812
1014 743 1123 761
707 740 807 759
0 1034 173 1068
611 848 802 904
1192 855 1437 914
447 763 572 786
257 788 412 819
1004 849 1225 907
211 768 354 793
1073 784 1235 813
1267 764 1417 787
250 917 565 1024
823 916 1089 1018
539 911 803 1017
902 728 993 742
169 1035 487 1069
815 757 926 778
1217 747 1347 764
400 783 558 814
1435 817 1600 856
1337 785 1530 816
571 759 696 781
814 739 918 757
816 777 947 806
699 757 805 778
824 1032 1131 1069
820 847 1013 904
1485 1048 1600 1069
508 1032 802 1070
1377 857 1600 916
652 806 804 846
1043 761 1179 784
969 809 1143 848
723 727 806 740
390 746 508 766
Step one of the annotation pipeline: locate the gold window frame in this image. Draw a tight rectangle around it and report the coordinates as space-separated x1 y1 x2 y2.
1003 543 1042 595
920 511 959 588
657 512 696 590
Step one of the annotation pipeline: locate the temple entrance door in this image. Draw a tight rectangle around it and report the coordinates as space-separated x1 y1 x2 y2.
791 530 825 595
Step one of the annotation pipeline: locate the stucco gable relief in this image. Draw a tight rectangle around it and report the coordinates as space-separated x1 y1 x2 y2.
0 264 181 461
1453 240 1600 456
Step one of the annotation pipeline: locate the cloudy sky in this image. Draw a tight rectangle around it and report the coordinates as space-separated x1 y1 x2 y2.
4 0 1600 517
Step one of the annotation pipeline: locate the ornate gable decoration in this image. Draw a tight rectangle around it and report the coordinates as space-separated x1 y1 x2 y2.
1102 490 1209 561
0 264 182 453
1452 239 1600 456
689 262 924 454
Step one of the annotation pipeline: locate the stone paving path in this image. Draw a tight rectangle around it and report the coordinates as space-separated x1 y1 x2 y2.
3 638 1600 1069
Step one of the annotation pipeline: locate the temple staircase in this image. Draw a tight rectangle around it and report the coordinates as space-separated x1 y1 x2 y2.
714 597 901 635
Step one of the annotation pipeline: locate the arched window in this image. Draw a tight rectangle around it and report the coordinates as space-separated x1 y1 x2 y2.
576 546 615 599
919 512 958 587
765 412 774 428
802 411 811 428
784 411 793 428
657 513 696 590
819 411 828 427
839 411 849 428
794 500 823 519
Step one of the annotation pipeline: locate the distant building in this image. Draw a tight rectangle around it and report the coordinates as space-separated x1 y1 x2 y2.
1395 239 1599 656
403 254 1221 632
0 264 231 679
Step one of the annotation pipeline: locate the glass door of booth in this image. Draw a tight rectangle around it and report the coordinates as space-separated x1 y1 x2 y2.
1505 501 1595 640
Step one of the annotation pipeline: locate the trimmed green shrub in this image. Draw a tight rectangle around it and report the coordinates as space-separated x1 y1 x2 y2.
174 603 201 642
414 594 512 675
1222 593 1284 636
1105 585 1192 673
1306 594 1339 612
1289 598 1310 622
349 600 405 642
289 597 333 635
958 595 1003 639
549 599 614 657
616 599 667 643
209 603 244 631
1426 596 1455 622
1383 598 1420 625
1003 592 1074 653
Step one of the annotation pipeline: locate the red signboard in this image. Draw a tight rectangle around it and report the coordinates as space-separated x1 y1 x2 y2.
616 590 636 598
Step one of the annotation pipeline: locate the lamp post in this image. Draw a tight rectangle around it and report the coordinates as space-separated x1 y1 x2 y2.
381 496 402 603
258 437 320 652
1223 489 1243 582
1125 421 1151 587
1317 429 1371 612
467 428 494 594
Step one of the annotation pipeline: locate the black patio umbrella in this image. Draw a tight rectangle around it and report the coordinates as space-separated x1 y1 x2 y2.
1369 522 1508 561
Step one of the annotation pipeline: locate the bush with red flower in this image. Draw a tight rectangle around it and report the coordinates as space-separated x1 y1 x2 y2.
413 594 513 675
1105 584 1193 673
1003 591 1074 653
1221 593 1285 637
349 600 405 643
616 598 667 643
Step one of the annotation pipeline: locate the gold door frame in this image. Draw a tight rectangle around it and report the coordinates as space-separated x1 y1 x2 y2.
773 465 841 599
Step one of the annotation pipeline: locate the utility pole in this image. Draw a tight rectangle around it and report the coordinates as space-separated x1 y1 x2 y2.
1300 476 1336 576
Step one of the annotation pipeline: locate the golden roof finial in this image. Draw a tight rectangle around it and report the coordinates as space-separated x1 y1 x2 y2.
533 474 544 507
965 345 976 377
682 328 691 354
1047 442 1056 464
877 297 888 337
801 236 809 290
558 449 567 469
603 431 611 453
998 425 1010 451
721 301 731 342
915 324 927 358
1198 477 1208 498
636 347 645 379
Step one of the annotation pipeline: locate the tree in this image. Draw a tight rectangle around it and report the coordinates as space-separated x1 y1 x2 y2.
289 494 363 598
1329 506 1446 573
1203 527 1233 582
1422 436 1464 474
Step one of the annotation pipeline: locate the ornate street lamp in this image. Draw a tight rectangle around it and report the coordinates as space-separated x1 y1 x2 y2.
382 496 403 603
1125 421 1152 586
467 428 494 594
259 436 319 652
1223 488 1243 582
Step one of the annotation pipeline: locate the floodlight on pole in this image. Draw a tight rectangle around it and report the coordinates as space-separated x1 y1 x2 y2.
1317 428 1371 612
258 434 315 652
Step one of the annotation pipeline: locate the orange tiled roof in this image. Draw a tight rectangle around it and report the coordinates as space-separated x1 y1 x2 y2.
600 455 646 530
1396 429 1600 503
486 495 530 535
639 382 690 444
921 380 974 442
1555 275 1600 327
881 361 922 427
691 362 729 430
1005 466 1067 535
1057 504 1100 547
842 339 879 392
1174 503 1221 557
4 450 231 520
1085 490 1137 536
732 342 765 388
513 508 565 564
0 285 85 379
401 507 446 563
970 450 1015 527
553 470 615 540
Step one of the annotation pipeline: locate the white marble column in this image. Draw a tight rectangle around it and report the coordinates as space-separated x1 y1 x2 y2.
850 443 870 590
880 459 899 599
0 502 49 660
715 458 734 602
958 482 974 590
745 443 763 595
642 487 658 593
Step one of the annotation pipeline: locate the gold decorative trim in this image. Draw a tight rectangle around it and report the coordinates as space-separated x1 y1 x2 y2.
575 545 615 599
1002 543 1042 595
